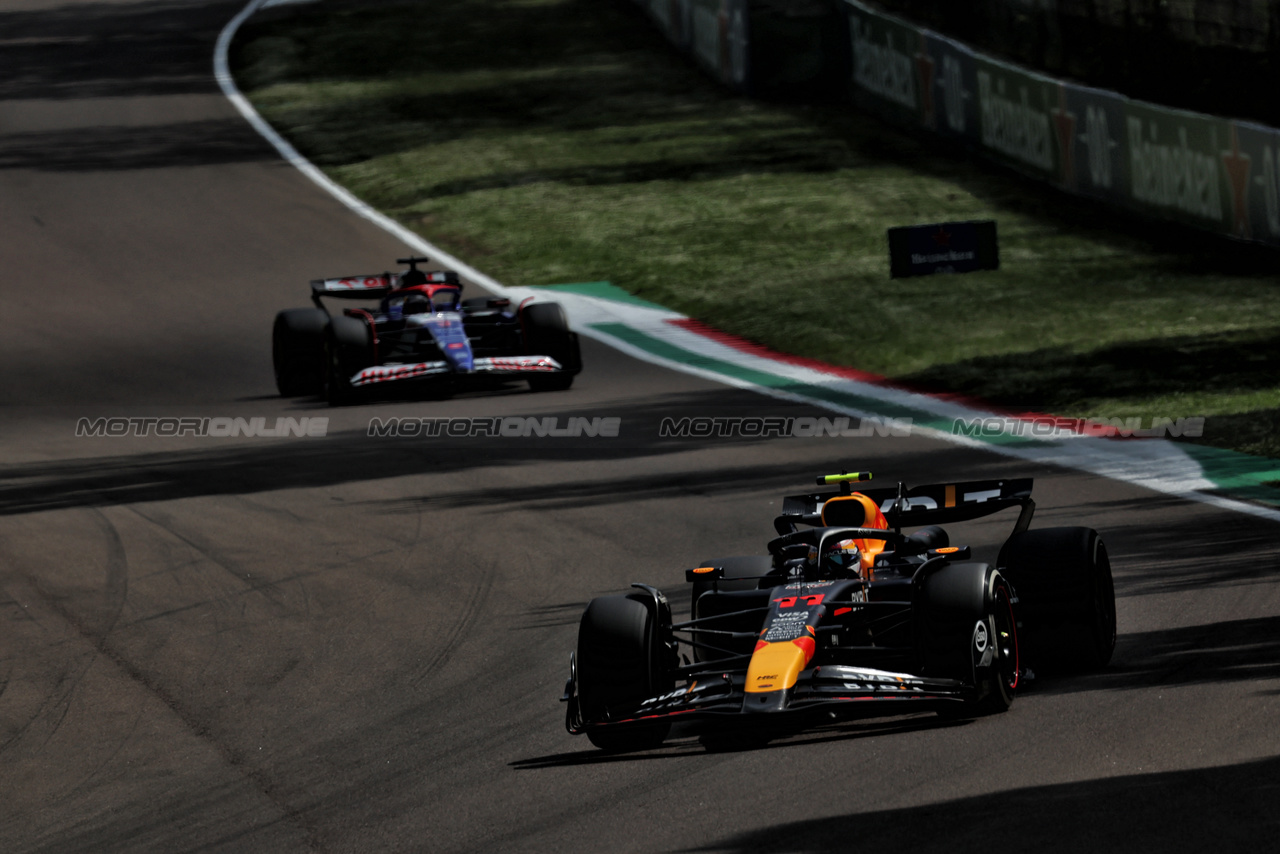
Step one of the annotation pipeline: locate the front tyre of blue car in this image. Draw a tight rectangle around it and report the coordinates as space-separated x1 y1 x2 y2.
522 302 580 392
323 315 372 407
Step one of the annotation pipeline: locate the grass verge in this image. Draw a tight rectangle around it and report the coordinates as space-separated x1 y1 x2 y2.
232 0 1280 459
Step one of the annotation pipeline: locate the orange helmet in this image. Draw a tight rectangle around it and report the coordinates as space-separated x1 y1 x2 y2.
820 492 890 578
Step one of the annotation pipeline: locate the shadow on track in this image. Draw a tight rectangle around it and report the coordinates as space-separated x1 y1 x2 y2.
1032 614 1280 698
0 388 998 516
679 754 1280 853
0 119 278 171
0 0 243 101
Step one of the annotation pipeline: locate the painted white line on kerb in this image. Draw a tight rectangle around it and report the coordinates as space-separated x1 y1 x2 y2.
213 2 1280 525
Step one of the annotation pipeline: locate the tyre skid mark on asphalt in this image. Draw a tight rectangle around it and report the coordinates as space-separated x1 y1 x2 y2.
0 508 128 763
3 503 328 849
127 504 293 617
38 508 128 749
409 546 495 688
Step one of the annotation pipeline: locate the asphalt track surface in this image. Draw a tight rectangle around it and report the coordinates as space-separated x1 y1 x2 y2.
2 2 1280 851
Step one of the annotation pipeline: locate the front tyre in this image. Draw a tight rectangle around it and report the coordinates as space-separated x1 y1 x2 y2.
323 315 373 407
916 562 1019 717
522 302 580 392
576 594 672 752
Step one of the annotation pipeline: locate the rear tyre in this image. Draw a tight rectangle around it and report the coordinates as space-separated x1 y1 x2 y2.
323 315 373 407
272 308 327 396
576 594 672 752
523 302 580 392
915 562 1019 717
998 527 1116 671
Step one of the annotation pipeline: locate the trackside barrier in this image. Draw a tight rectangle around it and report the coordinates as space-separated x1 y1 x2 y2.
627 0 752 93
840 0 1280 250
632 0 1280 251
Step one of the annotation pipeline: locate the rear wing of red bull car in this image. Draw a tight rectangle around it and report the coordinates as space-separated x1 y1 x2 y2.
775 474 1035 537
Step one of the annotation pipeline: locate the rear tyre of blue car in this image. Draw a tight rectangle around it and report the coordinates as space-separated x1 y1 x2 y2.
272 308 327 397
576 594 672 752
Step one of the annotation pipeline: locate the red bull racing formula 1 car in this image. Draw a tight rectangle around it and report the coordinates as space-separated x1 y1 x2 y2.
561 471 1117 751
272 256 581 404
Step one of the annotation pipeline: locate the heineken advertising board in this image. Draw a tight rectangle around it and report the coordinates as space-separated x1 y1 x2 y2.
1236 121 1280 243
1057 84 1129 206
919 31 981 142
841 0 1280 250
845 1 924 127
971 54 1061 183
628 0 750 93
1123 102 1232 231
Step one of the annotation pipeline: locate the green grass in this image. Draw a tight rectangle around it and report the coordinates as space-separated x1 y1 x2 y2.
232 0 1280 459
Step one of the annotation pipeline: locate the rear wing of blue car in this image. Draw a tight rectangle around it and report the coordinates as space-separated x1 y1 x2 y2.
776 477 1035 535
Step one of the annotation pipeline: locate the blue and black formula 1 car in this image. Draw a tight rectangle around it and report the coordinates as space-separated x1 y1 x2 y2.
562 471 1117 752
272 256 581 404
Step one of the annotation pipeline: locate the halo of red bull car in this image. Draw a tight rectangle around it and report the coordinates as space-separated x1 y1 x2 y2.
562 471 1117 752
272 256 581 404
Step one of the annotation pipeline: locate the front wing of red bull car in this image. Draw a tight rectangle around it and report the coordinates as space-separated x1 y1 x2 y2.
561 472 1117 752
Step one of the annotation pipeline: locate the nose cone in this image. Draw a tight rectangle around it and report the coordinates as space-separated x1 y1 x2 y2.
424 314 473 371
745 636 815 698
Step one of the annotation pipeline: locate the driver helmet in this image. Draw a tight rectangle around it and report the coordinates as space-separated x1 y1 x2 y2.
403 293 432 315
821 538 861 577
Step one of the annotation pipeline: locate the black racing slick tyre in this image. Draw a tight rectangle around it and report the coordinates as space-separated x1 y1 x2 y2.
998 527 1116 672
272 308 327 397
323 314 373 407
522 302 580 392
915 562 1019 717
576 594 672 752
